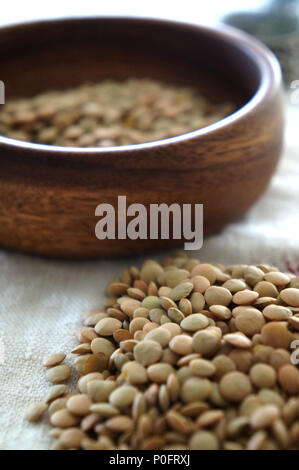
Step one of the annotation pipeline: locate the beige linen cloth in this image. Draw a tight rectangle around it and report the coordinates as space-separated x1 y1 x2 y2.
0 99 298 450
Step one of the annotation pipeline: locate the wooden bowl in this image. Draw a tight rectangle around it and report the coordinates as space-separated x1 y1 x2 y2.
0 17 284 258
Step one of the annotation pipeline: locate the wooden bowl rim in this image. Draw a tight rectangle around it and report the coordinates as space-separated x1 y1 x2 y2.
0 16 282 156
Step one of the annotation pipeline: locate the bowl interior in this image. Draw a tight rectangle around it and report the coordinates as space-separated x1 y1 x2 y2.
0 18 261 119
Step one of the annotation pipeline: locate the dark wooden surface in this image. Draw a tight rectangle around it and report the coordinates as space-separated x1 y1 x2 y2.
0 17 284 258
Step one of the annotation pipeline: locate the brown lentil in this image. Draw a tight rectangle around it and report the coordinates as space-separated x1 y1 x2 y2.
43 353 66 368
235 308 265 336
95 318 122 336
264 272 290 286
205 286 232 306
219 371 252 402
233 290 259 305
45 364 71 383
59 428 85 449
192 329 221 356
90 403 119 417
263 305 292 321
192 275 210 294
25 402 48 422
29 256 299 450
250 405 280 429
261 322 293 349
254 281 279 298
224 333 252 349
91 337 115 356
189 430 219 450
109 385 138 408
280 288 299 307
45 384 68 404
87 379 116 402
169 282 193 302
209 304 232 320
0 80 233 147
50 409 80 428
169 334 193 355
181 377 212 403
77 372 103 394
122 361 148 384
190 358 216 377
191 264 217 284
278 365 299 395
67 394 92 416
180 313 209 331
249 363 277 389
244 266 265 286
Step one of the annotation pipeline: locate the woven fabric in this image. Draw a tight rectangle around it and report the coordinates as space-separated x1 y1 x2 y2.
0 98 298 449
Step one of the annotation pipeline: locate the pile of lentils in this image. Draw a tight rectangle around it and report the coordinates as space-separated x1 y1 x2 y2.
25 253 299 450
0 79 233 147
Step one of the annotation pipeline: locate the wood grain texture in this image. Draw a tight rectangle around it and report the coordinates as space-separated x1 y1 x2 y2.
0 17 284 258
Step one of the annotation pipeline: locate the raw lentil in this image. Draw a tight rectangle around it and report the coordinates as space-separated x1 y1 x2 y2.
0 79 233 147
43 353 66 368
91 337 115 356
234 308 265 336
189 430 219 450
192 275 210 294
45 385 68 404
95 318 122 336
87 379 116 402
250 405 280 429
249 364 277 389
180 313 209 331
45 364 71 384
90 403 119 417
134 340 162 366
66 394 92 416
233 290 259 305
264 272 290 286
59 428 85 449
280 288 299 307
263 304 292 321
205 286 232 306
28 256 299 450
181 377 212 403
25 402 48 422
209 305 232 320
192 329 221 356
109 385 138 408
50 409 80 428
77 372 104 394
219 371 252 402
169 334 193 355
190 358 216 377
122 361 148 384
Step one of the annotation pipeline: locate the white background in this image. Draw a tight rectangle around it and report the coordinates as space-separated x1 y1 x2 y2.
0 0 267 26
